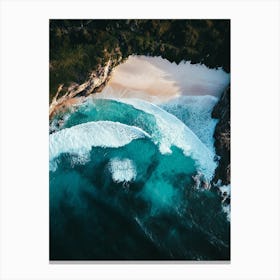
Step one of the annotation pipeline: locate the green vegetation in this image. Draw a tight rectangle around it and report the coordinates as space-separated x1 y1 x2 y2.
50 19 230 100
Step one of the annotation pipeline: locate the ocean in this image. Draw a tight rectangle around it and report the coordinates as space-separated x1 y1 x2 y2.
49 56 230 260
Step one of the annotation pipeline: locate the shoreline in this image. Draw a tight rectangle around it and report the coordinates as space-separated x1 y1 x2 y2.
49 57 231 220
49 55 230 120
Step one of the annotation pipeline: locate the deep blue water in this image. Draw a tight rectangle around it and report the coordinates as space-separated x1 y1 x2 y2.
49 98 230 260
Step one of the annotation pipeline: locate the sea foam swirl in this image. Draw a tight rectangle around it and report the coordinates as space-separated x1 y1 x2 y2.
49 120 150 171
95 97 217 180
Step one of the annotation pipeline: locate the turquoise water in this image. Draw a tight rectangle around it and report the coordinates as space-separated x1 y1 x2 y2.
50 98 230 260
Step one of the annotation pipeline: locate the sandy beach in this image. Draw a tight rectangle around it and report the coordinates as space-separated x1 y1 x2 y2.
97 55 230 103
50 55 230 119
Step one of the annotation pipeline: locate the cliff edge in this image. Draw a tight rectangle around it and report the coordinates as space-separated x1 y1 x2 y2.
212 85 231 185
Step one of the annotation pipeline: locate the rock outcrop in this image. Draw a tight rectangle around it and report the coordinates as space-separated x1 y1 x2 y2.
49 58 122 119
211 85 230 185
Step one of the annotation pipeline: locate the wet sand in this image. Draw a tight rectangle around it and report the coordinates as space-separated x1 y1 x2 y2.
97 55 230 103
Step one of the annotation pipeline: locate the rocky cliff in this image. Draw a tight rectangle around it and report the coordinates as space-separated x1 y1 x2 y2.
50 20 230 101
49 20 230 120
211 86 231 185
49 58 123 118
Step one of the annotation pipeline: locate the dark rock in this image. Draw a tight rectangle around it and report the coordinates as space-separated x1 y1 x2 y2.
211 85 230 185
224 197 230 205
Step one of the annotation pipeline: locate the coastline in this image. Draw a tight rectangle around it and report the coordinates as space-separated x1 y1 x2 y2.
49 56 231 189
49 55 230 120
49 56 231 193
49 19 231 261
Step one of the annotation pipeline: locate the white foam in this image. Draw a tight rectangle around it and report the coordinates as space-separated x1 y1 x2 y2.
218 184 231 222
222 204 231 222
218 184 231 197
108 158 136 183
160 95 219 153
49 121 150 171
70 153 91 168
97 98 216 180
94 55 229 179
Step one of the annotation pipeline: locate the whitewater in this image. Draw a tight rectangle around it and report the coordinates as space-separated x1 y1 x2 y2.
49 55 230 260
49 120 150 171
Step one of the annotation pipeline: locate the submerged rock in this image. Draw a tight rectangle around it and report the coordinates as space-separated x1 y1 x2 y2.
211 85 230 185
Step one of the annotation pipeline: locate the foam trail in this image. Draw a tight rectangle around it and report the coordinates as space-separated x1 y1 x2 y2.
160 95 219 153
49 121 150 171
95 97 216 180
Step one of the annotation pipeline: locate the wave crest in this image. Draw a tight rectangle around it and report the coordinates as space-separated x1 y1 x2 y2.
49 121 151 171
95 97 217 180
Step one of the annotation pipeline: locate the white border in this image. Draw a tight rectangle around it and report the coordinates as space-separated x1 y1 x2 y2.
0 0 279 279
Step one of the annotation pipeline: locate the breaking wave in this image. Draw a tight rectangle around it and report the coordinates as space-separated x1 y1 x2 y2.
58 98 216 180
49 56 230 260
49 120 150 171
114 98 217 180
50 98 230 260
160 95 219 153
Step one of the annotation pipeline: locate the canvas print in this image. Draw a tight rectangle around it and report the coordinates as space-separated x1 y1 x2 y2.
49 20 230 260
